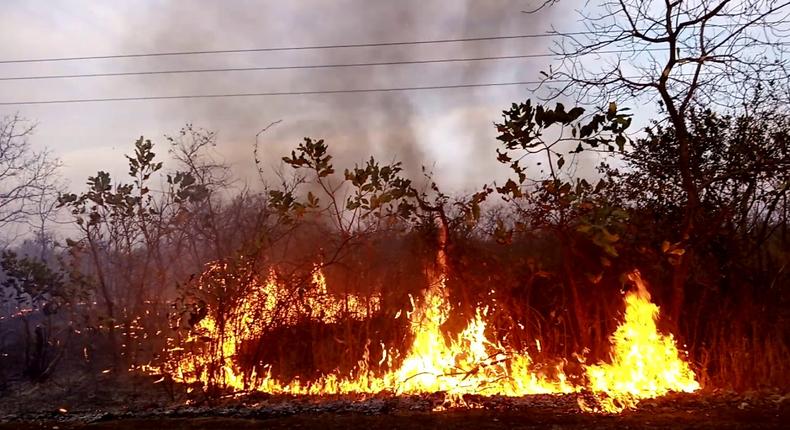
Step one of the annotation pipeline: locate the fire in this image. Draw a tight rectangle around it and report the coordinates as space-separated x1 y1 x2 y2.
379 277 573 400
371 230 571 400
145 261 381 392
143 255 699 413
580 270 700 412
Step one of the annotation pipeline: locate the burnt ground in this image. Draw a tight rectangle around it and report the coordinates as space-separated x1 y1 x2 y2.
0 375 787 429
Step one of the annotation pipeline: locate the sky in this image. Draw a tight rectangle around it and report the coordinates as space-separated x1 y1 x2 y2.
0 0 589 197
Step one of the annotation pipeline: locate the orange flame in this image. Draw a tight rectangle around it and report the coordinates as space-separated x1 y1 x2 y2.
580 270 700 412
378 276 573 401
142 260 698 413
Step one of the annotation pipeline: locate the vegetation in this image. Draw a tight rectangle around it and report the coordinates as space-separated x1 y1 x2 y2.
0 90 787 395
1 0 788 400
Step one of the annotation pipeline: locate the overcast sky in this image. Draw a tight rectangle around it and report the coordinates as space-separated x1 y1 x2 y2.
1 0 590 196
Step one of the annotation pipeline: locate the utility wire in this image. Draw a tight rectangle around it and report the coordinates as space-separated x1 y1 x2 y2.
0 34 573 65
0 81 545 106
1 20 784 65
5 42 783 82
0 74 709 106
0 53 558 81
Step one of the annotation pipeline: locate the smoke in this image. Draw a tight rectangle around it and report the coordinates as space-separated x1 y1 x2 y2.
122 0 562 189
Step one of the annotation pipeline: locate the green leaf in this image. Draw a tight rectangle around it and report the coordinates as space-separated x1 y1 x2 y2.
616 135 626 152
568 107 585 122
607 102 617 119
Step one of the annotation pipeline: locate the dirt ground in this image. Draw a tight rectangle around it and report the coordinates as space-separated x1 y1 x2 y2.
1 376 787 429
1 405 788 430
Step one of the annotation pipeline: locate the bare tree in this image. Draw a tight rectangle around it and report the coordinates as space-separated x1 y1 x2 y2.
536 0 790 322
0 114 60 244
166 124 234 262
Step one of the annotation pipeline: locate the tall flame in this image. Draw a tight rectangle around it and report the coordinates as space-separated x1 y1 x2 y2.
379 276 573 400
580 270 700 412
374 224 571 400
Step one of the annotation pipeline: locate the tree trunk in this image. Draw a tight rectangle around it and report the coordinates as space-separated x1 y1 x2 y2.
86 231 119 366
670 130 700 325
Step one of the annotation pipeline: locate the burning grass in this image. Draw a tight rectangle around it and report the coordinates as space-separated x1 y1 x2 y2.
139 245 699 414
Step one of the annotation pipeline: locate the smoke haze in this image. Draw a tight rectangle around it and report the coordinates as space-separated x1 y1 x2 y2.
0 0 579 191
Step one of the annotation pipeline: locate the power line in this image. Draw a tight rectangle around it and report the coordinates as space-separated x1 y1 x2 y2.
6 42 780 82
3 20 784 65
0 34 570 65
0 53 558 81
0 80 545 106
0 74 709 106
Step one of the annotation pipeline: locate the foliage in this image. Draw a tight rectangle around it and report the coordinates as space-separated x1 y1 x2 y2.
1 251 76 315
1 94 787 393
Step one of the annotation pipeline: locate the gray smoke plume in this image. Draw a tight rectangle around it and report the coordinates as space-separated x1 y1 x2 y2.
120 0 564 190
